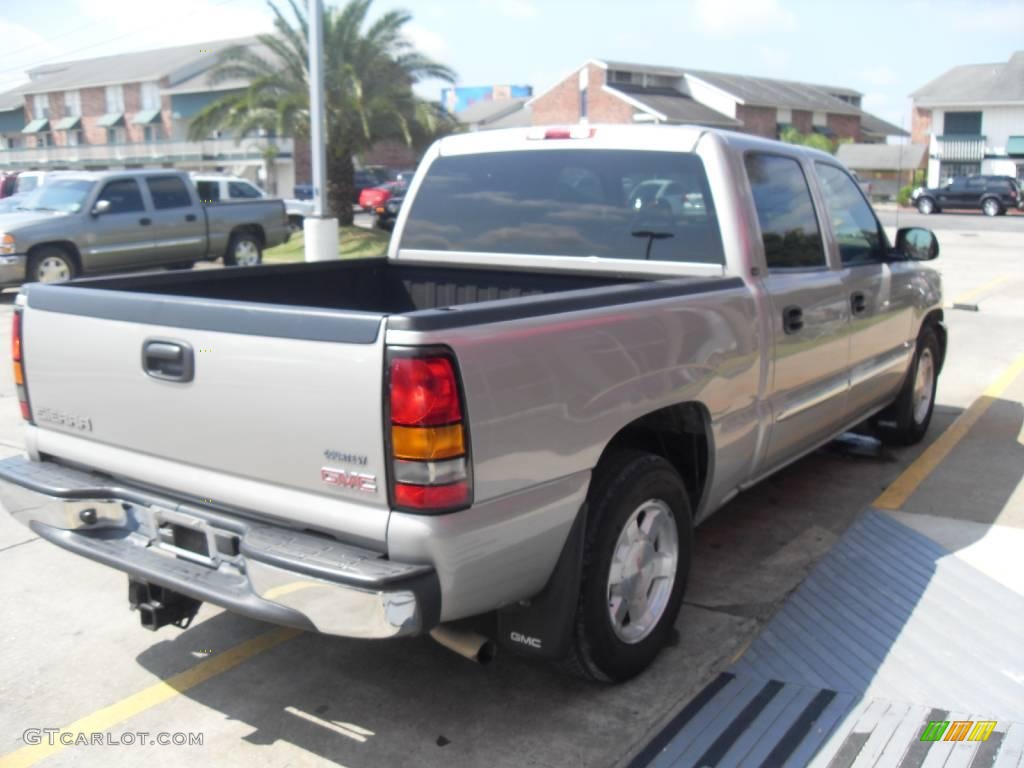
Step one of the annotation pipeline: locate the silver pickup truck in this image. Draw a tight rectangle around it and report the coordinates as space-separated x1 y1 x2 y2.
0 126 944 682
0 169 290 284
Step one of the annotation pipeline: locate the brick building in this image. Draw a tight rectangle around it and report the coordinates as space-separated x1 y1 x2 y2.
910 50 1024 187
528 59 906 144
0 38 298 195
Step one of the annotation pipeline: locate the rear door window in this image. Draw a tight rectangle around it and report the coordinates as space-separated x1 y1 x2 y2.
196 181 220 203
145 176 193 209
744 153 825 269
400 149 726 264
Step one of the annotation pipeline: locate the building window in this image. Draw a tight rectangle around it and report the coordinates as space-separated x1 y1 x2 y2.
140 82 160 111
939 161 981 182
107 127 126 145
579 88 588 120
32 93 51 120
608 70 633 84
105 84 125 113
144 124 161 142
66 129 84 147
64 90 81 117
943 111 982 135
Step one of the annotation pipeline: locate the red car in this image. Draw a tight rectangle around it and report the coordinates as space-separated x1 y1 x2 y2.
358 181 404 211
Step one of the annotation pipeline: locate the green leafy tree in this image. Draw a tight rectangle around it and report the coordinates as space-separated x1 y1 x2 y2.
189 0 457 224
779 125 837 154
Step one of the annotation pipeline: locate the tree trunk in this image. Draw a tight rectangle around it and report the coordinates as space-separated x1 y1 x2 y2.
327 147 355 226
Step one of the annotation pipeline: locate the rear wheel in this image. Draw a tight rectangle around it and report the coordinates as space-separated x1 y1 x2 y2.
27 246 77 283
916 197 936 215
876 326 940 446
288 215 304 234
982 197 1002 217
560 451 692 683
224 233 262 267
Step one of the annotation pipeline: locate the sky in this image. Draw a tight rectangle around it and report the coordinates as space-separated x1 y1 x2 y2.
2 0 1023 134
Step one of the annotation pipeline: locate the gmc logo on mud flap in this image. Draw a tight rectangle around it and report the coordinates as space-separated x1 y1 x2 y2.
510 632 542 649
321 467 377 494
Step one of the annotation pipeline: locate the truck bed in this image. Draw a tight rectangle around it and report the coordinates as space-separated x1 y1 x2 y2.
23 258 734 339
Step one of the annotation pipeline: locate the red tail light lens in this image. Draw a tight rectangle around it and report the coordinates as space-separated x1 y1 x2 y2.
389 357 462 426
12 309 31 422
387 350 471 513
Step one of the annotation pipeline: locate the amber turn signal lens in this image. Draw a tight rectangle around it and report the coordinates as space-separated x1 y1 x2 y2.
392 424 464 460
12 362 23 385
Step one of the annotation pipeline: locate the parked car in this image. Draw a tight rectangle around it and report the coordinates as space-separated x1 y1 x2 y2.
0 172 19 198
293 183 313 200
0 169 289 284
911 175 1020 216
14 171 50 195
358 180 406 211
0 126 944 683
191 173 313 233
374 192 403 232
353 169 382 203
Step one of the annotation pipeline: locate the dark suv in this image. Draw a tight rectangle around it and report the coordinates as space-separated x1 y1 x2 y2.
912 175 1021 216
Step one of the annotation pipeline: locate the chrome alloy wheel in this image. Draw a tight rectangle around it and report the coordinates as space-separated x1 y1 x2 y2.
913 347 935 425
606 498 679 644
37 256 71 283
983 198 1000 217
233 239 260 266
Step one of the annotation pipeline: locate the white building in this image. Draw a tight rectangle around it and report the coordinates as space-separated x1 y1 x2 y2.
911 51 1024 188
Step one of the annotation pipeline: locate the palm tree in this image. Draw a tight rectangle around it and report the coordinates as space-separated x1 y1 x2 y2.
189 0 456 224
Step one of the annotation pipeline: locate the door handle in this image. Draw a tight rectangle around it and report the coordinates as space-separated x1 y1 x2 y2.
782 305 804 335
851 291 868 315
185 214 197 222
139 217 152 226
142 339 194 382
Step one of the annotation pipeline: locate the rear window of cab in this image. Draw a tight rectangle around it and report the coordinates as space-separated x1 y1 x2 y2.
399 149 726 265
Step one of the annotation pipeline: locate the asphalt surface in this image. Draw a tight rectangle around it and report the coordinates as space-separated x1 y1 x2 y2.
0 226 1021 768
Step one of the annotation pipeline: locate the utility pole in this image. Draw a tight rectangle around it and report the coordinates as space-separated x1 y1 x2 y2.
304 0 338 261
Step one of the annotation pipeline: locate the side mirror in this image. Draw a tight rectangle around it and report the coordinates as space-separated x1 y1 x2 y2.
91 199 111 216
895 227 939 261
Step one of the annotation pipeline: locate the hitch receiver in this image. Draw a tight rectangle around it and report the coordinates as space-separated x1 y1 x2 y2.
129 579 201 631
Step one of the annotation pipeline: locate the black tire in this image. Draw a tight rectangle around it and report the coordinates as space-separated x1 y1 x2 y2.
288 215 304 234
27 246 77 283
560 451 692 683
981 197 1002 217
916 197 937 215
875 326 940 446
224 232 262 267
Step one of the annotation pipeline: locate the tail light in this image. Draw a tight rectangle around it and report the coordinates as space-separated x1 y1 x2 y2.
12 309 31 422
386 348 471 513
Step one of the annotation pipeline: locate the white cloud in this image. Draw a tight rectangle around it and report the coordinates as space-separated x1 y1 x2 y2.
691 0 796 36
496 0 538 19
405 23 448 60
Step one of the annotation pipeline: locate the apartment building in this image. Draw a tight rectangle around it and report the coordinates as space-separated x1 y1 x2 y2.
911 51 1024 187
0 38 301 195
527 59 906 143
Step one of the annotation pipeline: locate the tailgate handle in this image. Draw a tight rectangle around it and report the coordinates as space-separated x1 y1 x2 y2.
142 339 194 382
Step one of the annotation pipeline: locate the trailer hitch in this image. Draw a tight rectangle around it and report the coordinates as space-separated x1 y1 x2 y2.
128 579 201 631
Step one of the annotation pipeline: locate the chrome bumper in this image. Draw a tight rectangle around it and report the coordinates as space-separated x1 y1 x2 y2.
0 254 26 285
0 455 439 638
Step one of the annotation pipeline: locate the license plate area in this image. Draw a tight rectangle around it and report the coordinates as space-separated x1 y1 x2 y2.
146 506 241 568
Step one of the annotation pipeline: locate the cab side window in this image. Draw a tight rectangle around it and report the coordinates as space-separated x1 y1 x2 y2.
814 163 886 265
228 181 262 199
744 153 825 269
96 179 145 214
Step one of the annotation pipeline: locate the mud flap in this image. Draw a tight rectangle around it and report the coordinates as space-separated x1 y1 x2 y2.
495 504 587 659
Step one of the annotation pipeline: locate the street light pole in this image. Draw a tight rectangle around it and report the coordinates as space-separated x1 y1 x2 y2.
304 0 338 261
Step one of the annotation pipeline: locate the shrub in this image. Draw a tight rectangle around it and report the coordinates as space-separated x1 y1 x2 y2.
896 185 914 206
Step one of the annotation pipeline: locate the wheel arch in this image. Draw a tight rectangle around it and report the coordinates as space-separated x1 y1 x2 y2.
921 308 947 373
594 401 713 519
26 241 83 274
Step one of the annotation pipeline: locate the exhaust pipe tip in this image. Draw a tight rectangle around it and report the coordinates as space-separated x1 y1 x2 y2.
430 626 496 665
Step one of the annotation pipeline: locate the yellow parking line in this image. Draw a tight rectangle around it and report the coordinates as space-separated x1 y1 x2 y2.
874 353 1024 511
951 274 1013 306
0 626 301 768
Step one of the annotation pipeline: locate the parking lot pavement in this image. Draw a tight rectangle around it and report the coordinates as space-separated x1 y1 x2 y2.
0 229 1022 768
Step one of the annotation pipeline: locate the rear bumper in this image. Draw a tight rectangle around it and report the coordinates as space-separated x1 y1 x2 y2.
0 455 440 638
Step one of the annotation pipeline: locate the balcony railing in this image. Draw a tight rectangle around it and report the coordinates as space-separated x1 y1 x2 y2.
0 137 294 168
933 134 987 162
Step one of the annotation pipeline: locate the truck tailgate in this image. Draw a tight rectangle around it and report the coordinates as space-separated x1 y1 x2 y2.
20 290 391 548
